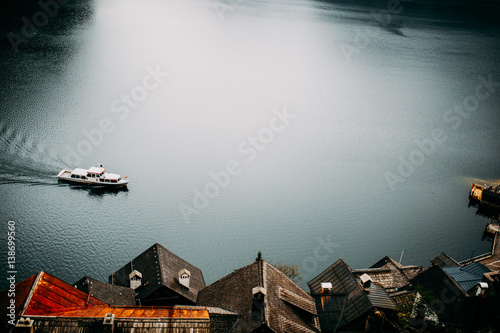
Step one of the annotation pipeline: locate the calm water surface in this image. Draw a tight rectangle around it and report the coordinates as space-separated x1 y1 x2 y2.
1 0 499 290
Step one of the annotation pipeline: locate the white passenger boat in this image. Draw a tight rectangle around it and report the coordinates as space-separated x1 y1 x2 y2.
57 164 128 187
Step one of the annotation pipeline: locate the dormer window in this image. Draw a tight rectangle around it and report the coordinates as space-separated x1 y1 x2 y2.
320 282 332 294
129 270 142 290
178 268 191 289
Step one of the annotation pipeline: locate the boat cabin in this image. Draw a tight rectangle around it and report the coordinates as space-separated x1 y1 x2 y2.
70 167 123 183
70 168 88 180
87 166 105 177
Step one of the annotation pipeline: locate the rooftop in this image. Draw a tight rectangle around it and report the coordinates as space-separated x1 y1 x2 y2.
109 243 205 305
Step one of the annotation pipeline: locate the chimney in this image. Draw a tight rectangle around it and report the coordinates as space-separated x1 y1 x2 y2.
178 268 191 289
129 270 142 290
320 282 332 293
103 313 115 333
252 287 266 313
15 317 34 333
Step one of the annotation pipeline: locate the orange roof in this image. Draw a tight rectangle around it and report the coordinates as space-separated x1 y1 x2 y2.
24 272 105 316
42 305 209 318
5 272 209 320
1 273 37 329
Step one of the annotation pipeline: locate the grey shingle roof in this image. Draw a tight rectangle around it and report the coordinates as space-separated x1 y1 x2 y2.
74 276 136 306
109 243 205 305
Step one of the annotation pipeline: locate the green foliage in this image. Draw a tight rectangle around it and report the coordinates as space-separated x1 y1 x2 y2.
255 251 262 261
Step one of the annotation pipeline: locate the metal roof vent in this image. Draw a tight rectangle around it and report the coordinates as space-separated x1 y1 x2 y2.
360 273 372 291
321 282 333 293
178 268 191 289
129 270 142 290
252 287 266 314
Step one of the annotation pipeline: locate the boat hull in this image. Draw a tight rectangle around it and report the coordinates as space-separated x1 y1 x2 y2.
57 169 128 187
57 177 128 188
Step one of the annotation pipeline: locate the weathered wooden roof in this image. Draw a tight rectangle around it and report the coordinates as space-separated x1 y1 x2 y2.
109 243 205 305
352 256 423 293
430 252 460 268
278 286 317 315
197 260 320 333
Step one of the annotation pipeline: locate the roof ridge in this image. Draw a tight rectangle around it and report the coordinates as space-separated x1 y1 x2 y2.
264 262 312 298
204 261 259 288
307 258 347 287
19 271 43 317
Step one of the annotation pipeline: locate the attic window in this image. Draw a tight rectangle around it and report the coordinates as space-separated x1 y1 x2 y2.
360 273 372 291
178 268 191 289
320 282 332 293
129 270 142 290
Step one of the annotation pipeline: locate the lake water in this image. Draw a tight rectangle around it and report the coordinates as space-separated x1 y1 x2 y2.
1 0 499 291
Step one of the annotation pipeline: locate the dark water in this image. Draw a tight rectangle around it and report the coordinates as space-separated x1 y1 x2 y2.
1 0 500 291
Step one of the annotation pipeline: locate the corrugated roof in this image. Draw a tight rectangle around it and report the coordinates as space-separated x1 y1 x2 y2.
442 266 486 293
462 262 491 277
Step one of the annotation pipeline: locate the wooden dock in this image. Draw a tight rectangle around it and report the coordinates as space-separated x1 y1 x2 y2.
476 232 500 271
